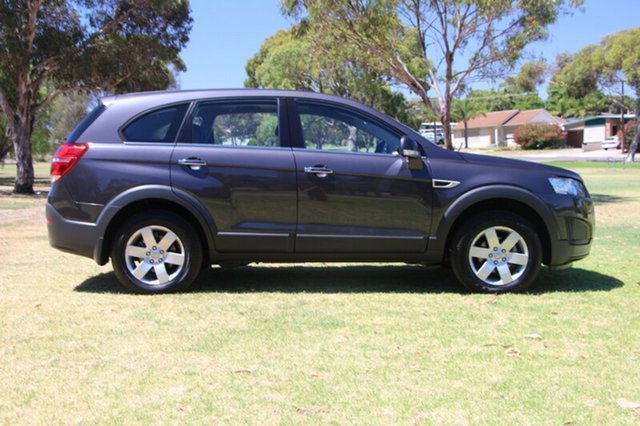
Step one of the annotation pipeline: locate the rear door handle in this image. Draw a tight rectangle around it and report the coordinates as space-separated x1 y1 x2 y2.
304 166 333 177
178 158 207 170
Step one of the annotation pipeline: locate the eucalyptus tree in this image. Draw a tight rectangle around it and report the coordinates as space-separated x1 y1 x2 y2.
0 0 192 193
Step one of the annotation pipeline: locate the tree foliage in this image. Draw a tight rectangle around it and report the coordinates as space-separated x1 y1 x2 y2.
546 49 609 117
0 0 192 193
282 0 579 150
245 26 410 123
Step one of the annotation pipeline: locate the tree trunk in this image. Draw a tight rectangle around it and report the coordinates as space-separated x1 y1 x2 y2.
626 119 639 163
464 121 468 149
443 104 453 151
12 117 35 194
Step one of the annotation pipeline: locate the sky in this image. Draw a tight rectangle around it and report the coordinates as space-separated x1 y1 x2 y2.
178 0 640 98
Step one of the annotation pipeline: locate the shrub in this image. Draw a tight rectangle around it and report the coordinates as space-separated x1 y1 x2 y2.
514 123 564 150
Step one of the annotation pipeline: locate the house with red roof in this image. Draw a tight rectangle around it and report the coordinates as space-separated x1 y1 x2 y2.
453 109 563 148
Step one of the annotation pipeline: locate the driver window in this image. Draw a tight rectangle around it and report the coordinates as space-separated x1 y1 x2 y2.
296 102 401 154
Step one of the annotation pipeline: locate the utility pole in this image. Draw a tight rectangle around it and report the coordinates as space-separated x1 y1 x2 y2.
620 80 625 151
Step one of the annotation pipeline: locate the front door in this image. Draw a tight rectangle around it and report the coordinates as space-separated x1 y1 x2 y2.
290 100 433 253
171 98 297 252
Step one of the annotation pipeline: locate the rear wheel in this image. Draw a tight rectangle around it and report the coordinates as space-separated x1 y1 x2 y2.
450 211 542 293
111 211 202 293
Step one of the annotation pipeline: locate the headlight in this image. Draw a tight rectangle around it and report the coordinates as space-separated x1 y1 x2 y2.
548 177 587 197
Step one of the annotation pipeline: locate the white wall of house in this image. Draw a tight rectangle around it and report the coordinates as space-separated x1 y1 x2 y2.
453 128 494 148
583 124 605 143
502 126 520 147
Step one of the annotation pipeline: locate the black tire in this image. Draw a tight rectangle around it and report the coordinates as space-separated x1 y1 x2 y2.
111 210 203 294
449 211 542 293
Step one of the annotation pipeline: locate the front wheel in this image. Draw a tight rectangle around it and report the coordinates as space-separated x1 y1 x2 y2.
450 211 542 293
111 211 203 294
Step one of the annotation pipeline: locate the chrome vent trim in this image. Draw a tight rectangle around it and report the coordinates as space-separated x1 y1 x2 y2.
432 179 460 189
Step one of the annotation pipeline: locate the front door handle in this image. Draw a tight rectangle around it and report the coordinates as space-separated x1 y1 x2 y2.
304 166 333 178
178 158 207 170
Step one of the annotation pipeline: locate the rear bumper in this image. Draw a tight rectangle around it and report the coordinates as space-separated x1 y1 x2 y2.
46 203 101 262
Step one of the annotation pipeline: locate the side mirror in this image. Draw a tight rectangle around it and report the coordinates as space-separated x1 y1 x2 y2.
400 136 423 159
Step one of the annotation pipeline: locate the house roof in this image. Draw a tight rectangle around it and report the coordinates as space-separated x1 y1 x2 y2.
455 108 564 130
504 109 564 126
455 110 519 130
562 113 636 131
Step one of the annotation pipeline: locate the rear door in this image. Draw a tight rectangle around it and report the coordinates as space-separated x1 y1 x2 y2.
290 99 433 253
170 98 297 252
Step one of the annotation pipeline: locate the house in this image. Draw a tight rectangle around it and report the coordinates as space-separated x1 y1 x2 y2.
453 108 563 148
562 114 635 151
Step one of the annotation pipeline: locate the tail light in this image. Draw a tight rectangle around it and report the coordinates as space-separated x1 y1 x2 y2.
50 143 89 183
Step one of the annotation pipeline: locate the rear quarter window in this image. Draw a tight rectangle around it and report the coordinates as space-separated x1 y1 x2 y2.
66 103 106 143
121 104 189 143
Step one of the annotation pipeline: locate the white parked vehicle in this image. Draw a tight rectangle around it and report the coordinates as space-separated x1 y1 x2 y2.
602 135 620 150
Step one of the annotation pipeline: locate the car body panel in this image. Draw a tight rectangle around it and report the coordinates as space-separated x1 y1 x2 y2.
292 148 432 252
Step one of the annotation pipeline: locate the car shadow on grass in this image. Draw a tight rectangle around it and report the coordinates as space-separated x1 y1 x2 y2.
74 264 623 295
529 268 624 294
589 193 629 204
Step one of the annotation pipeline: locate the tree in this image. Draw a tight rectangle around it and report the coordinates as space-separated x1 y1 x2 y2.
0 0 192 194
598 29 640 161
547 28 640 160
505 60 547 94
451 97 484 149
546 50 609 118
283 0 580 150
245 26 410 123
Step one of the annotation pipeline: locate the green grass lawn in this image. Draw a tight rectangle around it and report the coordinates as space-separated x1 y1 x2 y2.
1 163 639 423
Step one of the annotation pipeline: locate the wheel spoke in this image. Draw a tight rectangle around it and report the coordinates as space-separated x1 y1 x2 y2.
469 246 491 259
496 264 513 284
140 227 157 249
509 253 528 266
154 264 170 283
476 261 496 281
483 228 500 249
158 231 178 251
502 231 522 252
132 262 153 280
125 246 147 259
164 252 185 266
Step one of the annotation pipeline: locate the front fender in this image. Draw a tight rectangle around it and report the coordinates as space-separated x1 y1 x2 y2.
429 184 557 255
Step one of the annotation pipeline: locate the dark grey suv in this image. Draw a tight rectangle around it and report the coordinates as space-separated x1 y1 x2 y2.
47 89 594 293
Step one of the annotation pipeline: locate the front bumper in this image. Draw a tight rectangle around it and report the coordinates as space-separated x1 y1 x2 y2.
545 193 595 267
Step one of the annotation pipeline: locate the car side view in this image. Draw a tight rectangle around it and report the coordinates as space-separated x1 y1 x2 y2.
47 89 594 293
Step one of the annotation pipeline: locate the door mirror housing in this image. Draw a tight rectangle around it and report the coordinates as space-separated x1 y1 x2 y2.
400 136 423 159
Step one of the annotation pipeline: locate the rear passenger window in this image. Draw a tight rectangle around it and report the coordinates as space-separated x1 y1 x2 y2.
187 100 279 147
122 104 188 142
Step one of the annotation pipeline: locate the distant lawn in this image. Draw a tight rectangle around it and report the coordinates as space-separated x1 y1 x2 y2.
0 161 51 193
547 161 640 169
1 163 640 423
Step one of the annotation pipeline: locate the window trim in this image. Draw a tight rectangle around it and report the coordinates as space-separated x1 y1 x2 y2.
289 99 404 156
118 101 192 144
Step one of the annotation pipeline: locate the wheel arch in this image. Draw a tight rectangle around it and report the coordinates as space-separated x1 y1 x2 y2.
94 185 217 265
435 185 555 265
